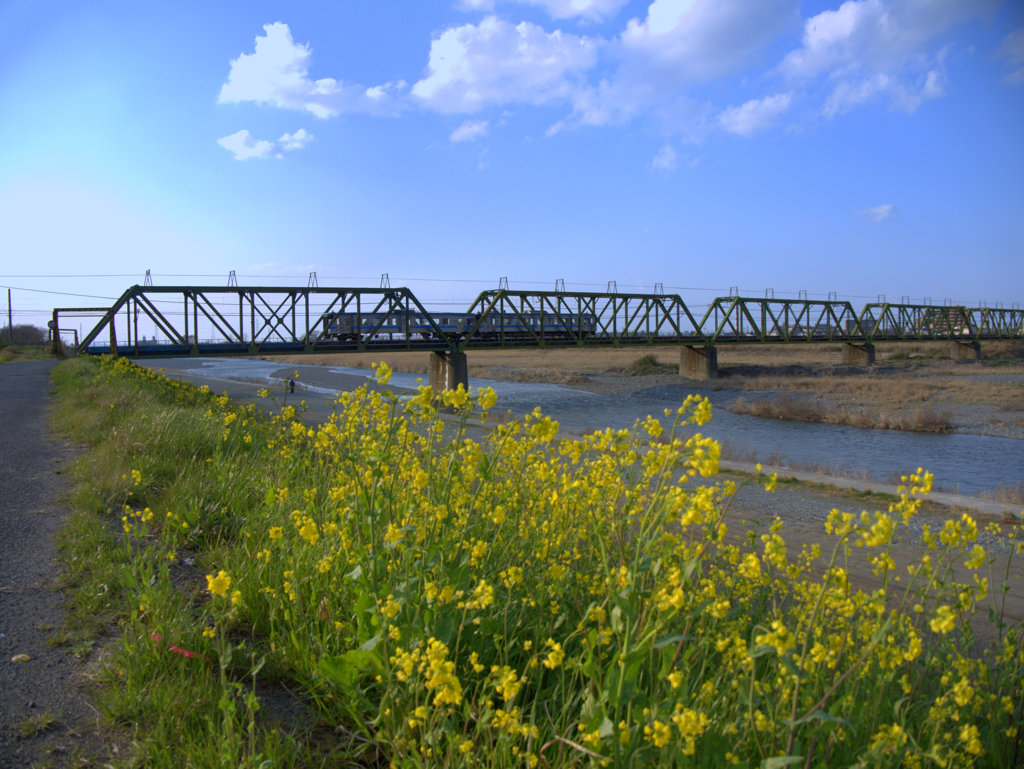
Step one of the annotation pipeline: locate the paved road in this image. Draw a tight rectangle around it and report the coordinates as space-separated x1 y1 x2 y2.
0 361 103 766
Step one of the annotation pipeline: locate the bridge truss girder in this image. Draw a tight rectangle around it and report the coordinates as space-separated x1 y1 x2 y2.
964 307 1024 339
857 303 1024 341
461 289 703 349
69 285 456 356
59 285 1022 358
698 297 862 344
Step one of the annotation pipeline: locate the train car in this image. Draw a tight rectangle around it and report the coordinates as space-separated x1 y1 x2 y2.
321 311 597 343
322 312 479 341
323 312 405 341
422 314 477 339
475 311 597 340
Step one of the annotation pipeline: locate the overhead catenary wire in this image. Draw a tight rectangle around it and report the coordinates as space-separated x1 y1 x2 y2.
0 275 1002 314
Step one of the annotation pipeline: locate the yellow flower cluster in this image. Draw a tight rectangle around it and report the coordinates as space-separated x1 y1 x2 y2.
92 357 1023 769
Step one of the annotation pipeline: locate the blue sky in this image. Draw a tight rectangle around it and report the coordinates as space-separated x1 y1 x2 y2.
2 0 1022 332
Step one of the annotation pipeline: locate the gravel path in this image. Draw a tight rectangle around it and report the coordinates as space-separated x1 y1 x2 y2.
0 361 106 767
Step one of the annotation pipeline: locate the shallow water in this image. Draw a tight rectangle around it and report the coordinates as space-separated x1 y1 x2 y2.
151 358 1023 497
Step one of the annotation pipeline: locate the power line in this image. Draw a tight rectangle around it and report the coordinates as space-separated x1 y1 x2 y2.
0 276 1005 309
0 274 140 278
0 284 119 300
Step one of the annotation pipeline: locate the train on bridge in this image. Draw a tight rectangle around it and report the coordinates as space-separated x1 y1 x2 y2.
321 311 598 343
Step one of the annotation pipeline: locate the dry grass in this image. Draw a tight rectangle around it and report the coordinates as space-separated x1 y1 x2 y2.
722 370 1024 411
979 482 1024 505
728 394 954 433
0 343 54 363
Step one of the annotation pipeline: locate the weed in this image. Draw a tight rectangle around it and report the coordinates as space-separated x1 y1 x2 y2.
728 394 954 432
16 711 59 738
628 353 675 376
980 482 1024 505
0 343 54 363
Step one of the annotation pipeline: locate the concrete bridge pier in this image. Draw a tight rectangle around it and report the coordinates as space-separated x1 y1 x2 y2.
428 350 469 393
842 343 875 366
949 340 981 360
680 345 718 380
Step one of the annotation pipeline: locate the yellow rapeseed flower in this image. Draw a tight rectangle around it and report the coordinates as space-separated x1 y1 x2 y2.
645 720 671 748
930 605 956 635
542 639 565 669
206 570 231 597
478 386 498 411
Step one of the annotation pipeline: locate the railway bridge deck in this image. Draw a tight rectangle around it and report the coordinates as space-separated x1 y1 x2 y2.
53 285 1023 390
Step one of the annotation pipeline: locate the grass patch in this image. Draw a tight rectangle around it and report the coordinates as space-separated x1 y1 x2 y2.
15 711 59 738
0 343 55 363
980 482 1024 506
728 394 954 433
51 356 1024 768
627 353 676 376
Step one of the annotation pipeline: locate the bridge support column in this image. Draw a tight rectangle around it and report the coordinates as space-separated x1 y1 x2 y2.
680 346 718 380
429 351 468 393
842 343 875 366
949 340 981 360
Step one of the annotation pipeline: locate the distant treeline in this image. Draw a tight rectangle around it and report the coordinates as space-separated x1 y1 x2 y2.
1 324 47 345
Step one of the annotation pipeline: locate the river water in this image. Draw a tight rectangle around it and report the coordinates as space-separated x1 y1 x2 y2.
146 358 1023 498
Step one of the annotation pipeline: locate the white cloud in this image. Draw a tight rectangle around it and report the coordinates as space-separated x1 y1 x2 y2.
649 144 678 171
411 16 600 113
217 130 276 160
822 72 891 115
780 0 995 116
561 0 799 131
217 128 315 160
278 128 314 151
620 0 801 83
216 4 999 153
719 93 793 136
856 203 897 222
218 22 404 118
997 28 1024 85
450 120 490 142
459 0 628 20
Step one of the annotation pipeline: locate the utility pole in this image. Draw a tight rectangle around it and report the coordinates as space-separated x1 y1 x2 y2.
7 289 12 344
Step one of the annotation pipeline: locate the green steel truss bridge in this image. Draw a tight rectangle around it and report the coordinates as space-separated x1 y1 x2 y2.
53 285 1023 383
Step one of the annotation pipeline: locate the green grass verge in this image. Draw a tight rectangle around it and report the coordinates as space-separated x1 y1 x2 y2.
0 343 55 363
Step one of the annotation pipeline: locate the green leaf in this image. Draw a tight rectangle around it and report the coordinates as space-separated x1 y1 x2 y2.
318 649 379 689
783 710 851 728
761 757 803 769
610 605 625 634
654 634 691 650
580 690 600 722
359 633 381 652
433 614 454 646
